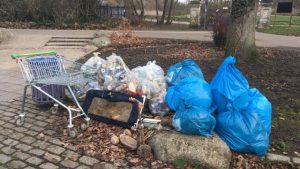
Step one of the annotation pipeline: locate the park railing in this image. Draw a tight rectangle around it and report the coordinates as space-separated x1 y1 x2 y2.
98 5 125 18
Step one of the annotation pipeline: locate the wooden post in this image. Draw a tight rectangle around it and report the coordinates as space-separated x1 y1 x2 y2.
273 0 278 26
289 0 295 28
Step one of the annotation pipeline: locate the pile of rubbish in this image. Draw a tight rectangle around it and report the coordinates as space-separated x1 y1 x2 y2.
81 52 168 116
81 53 272 156
165 59 216 137
210 56 272 156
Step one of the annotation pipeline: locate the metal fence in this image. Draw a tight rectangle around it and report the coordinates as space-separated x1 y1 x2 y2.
98 5 125 18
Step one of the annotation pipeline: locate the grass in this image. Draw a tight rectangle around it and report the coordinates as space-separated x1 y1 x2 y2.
137 21 200 31
256 25 300 36
257 15 300 36
173 159 203 169
270 15 300 25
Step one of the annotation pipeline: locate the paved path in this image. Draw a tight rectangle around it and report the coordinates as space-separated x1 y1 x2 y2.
0 98 103 169
9 29 300 48
1 29 300 102
1 29 300 169
0 30 95 102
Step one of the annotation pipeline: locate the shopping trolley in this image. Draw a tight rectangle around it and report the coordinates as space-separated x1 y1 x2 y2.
11 51 97 137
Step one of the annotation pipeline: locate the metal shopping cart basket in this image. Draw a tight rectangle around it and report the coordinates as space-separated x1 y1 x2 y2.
11 51 97 137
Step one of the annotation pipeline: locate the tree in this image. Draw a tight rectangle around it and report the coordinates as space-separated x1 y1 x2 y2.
155 0 159 24
124 0 145 23
166 0 174 24
159 0 169 24
225 0 258 59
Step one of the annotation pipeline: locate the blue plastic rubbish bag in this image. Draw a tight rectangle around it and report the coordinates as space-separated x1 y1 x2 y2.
165 77 213 111
172 106 216 136
210 56 250 112
212 56 272 156
216 109 269 156
248 88 272 135
166 59 204 87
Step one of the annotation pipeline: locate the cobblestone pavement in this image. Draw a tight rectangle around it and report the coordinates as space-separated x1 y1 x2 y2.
0 97 100 169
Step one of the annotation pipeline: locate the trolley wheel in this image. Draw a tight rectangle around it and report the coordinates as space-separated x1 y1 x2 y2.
80 122 89 131
15 117 25 126
68 128 77 138
51 105 58 114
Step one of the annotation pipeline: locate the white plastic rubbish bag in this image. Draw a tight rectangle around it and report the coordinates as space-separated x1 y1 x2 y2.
132 61 166 99
96 53 133 92
81 52 106 71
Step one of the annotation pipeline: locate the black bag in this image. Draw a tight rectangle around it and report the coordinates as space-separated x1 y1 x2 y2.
82 90 142 128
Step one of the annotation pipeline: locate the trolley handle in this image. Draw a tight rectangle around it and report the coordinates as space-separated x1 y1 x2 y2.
11 51 57 59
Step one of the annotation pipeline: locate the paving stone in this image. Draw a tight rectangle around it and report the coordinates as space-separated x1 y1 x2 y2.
23 123 34 128
14 127 28 132
8 119 16 123
0 120 6 125
39 162 59 169
45 118 54 123
7 108 18 112
43 129 56 136
35 121 48 127
30 126 44 132
267 153 291 163
0 128 13 135
79 156 99 166
46 145 66 155
29 148 45 156
24 167 35 169
76 165 91 169
7 160 27 169
61 160 79 168
43 152 62 163
35 116 47 120
293 157 300 165
34 140 51 149
0 135 7 142
26 118 37 124
26 113 35 118
3 138 19 146
15 143 33 151
1 146 16 154
23 130 38 136
1 116 12 121
26 156 43 165
3 112 16 117
12 151 31 160
8 132 25 140
21 136 36 144
67 145 78 151
3 122 15 128
62 150 80 159
0 153 12 164
2 123 16 129
48 138 64 146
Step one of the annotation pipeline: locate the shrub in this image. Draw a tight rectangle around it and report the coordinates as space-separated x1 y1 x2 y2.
212 15 231 48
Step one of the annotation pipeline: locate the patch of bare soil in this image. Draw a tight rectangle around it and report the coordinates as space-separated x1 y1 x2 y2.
51 37 299 168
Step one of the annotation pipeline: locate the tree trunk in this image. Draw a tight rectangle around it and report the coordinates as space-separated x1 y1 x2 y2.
155 0 159 24
140 0 144 20
225 0 258 59
130 0 139 16
124 0 137 23
159 0 168 24
166 0 174 24
170 0 178 23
